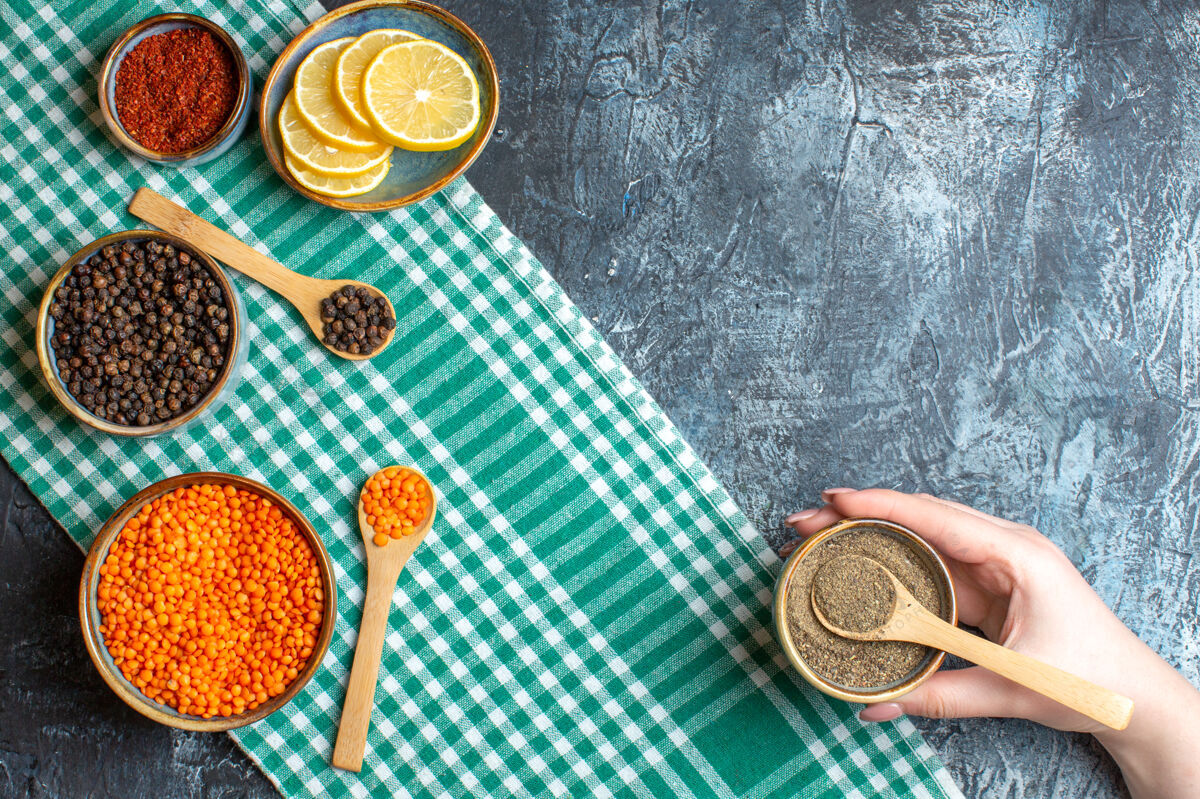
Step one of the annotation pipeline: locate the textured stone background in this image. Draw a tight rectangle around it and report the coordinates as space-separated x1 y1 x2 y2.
4 0 1199 796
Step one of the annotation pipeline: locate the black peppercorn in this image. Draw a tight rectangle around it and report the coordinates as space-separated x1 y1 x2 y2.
320 285 394 355
48 239 232 427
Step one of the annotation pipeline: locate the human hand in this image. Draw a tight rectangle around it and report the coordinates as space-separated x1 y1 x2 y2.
781 489 1200 799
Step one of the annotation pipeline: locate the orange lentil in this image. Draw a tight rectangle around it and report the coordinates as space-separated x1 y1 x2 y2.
361 467 431 547
96 484 324 719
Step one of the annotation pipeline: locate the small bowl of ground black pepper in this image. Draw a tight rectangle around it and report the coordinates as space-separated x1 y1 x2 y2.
36 230 248 437
98 14 252 166
773 518 958 704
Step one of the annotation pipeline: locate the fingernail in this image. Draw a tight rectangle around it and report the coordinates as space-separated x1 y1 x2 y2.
859 703 904 723
778 539 801 558
785 509 819 524
821 487 855 501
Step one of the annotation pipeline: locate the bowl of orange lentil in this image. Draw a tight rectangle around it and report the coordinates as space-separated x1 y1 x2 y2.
79 472 337 731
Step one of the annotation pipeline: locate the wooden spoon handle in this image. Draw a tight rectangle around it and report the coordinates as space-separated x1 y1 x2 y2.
900 611 1134 731
129 187 305 301
331 567 402 772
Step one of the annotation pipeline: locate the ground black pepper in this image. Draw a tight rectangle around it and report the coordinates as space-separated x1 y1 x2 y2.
785 527 944 688
320 285 395 355
48 239 231 426
812 556 896 633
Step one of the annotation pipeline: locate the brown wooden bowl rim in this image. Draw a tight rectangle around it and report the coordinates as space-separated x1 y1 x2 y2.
97 13 252 163
258 0 500 212
35 229 243 437
78 471 338 731
773 517 958 703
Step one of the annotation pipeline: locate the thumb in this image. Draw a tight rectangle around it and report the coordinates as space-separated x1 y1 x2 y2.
859 667 1027 723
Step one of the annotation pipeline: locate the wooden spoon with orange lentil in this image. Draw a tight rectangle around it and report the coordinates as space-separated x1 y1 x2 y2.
332 466 436 772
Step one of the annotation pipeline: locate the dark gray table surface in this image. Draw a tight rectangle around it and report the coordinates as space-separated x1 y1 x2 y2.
5 0 1197 796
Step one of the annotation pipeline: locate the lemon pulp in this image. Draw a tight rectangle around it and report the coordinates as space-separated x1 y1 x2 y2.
362 39 481 151
283 152 389 198
334 29 421 130
279 92 391 177
293 38 385 152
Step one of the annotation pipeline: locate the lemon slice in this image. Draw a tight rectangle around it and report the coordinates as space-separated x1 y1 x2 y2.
284 152 389 198
279 92 391 177
294 38 384 152
334 29 421 130
362 40 481 151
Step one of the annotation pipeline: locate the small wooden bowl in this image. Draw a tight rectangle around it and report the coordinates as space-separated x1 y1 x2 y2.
79 472 338 731
98 13 253 166
773 518 958 704
259 0 500 211
35 229 247 437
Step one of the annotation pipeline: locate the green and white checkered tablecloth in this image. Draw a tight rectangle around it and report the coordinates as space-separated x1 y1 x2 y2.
0 0 964 796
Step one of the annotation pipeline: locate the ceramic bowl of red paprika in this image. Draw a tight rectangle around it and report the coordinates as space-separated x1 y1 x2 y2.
98 13 252 167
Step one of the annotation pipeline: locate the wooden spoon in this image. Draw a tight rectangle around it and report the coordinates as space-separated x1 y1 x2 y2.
810 555 1134 731
128 187 396 360
331 466 436 772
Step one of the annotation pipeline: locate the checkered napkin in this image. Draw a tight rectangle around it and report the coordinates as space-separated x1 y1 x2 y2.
0 0 964 797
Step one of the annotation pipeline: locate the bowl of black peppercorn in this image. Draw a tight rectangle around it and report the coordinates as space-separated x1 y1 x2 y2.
36 230 248 437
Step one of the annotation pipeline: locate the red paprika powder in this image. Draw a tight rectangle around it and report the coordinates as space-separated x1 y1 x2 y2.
114 27 238 154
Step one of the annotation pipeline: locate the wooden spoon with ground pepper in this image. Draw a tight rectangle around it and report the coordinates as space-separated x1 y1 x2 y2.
129 187 396 360
811 555 1135 732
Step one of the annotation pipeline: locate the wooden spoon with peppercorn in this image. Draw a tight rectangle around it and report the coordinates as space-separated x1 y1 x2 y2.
129 187 397 360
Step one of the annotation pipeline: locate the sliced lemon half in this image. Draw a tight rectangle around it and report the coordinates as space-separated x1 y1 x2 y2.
279 92 391 177
362 39 481 151
334 28 421 130
293 38 384 152
284 151 389 198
